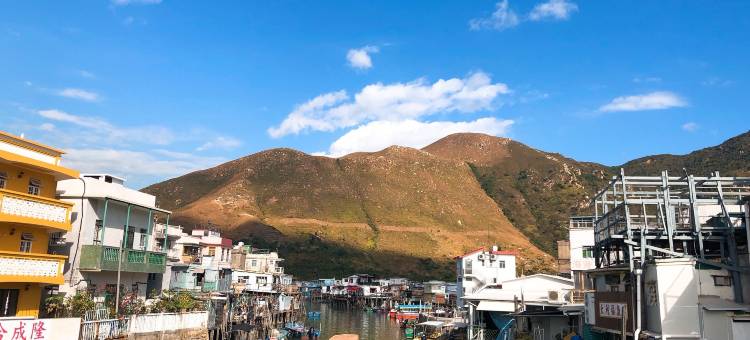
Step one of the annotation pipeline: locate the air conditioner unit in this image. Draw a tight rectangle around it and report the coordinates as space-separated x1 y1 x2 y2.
548 290 560 302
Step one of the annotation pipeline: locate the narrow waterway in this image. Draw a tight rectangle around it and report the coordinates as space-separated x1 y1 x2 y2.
302 301 406 340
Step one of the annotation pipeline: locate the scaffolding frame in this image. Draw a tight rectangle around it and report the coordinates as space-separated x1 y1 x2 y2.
592 169 750 304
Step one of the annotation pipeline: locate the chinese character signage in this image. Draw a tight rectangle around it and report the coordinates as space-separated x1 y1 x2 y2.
599 302 626 319
0 318 80 340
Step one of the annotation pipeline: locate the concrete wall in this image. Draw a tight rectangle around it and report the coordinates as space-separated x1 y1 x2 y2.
702 310 732 340
0 317 81 340
653 260 701 338
127 312 208 340
569 228 595 272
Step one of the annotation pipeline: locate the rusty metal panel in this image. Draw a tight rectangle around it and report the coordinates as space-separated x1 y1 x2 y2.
593 291 633 334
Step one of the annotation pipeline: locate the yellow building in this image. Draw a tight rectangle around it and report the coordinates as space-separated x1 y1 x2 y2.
0 131 78 317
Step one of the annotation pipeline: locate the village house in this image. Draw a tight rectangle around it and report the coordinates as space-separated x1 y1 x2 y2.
0 131 78 317
463 274 577 340
456 246 517 307
56 173 171 301
169 228 232 293
229 243 289 293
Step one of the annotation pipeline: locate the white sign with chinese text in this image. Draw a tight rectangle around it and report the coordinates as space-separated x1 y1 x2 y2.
599 302 626 319
0 317 80 340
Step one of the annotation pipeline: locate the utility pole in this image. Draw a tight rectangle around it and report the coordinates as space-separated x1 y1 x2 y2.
115 204 132 316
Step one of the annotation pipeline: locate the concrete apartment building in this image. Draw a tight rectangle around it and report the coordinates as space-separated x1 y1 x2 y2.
56 174 172 300
0 131 78 317
456 246 516 307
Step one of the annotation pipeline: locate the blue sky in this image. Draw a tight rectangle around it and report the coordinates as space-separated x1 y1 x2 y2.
1 0 748 188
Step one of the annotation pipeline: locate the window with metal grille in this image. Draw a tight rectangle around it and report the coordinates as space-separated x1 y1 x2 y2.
713 275 732 286
20 240 32 253
28 178 41 195
582 246 594 258
0 172 6 189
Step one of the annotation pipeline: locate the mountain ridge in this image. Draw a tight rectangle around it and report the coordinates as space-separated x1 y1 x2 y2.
143 130 750 279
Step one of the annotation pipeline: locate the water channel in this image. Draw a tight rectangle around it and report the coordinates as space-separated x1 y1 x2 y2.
302 301 406 340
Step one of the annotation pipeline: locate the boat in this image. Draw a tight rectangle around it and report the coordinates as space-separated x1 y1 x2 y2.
393 304 431 320
415 321 450 340
284 322 306 337
307 311 321 319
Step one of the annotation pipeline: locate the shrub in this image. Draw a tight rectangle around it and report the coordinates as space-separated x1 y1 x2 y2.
66 292 96 318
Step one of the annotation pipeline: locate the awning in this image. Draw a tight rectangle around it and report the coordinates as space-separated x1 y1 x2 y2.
477 301 515 312
700 296 750 312
417 321 444 327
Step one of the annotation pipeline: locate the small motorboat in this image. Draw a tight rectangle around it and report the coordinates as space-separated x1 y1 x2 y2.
284 322 306 337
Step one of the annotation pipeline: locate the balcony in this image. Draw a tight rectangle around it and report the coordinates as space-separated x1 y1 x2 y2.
0 188 73 231
0 250 66 285
79 245 166 274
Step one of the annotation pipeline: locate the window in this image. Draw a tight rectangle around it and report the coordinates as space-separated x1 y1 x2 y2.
208 247 216 257
465 259 473 275
251 260 258 267
0 289 19 317
20 240 32 253
257 276 268 284
49 232 65 246
498 260 506 268
0 172 6 189
94 220 103 244
139 229 147 250
28 178 41 195
713 275 732 287
582 246 594 258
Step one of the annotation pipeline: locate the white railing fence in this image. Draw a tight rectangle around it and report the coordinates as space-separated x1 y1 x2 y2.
79 311 208 340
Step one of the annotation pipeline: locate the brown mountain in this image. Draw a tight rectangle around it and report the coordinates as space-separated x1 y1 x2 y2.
143 130 750 280
423 133 612 253
143 146 555 280
621 130 750 177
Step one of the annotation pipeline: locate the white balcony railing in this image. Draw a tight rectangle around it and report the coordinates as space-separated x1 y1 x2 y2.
0 251 64 281
0 189 71 227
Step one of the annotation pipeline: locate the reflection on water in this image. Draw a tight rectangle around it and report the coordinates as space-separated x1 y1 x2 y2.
304 301 405 340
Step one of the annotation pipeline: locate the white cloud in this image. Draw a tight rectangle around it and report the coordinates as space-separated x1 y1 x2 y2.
347 46 379 70
682 122 699 132
529 0 579 21
38 109 175 146
78 70 96 79
38 109 109 129
57 88 100 102
598 91 687 112
321 117 514 157
39 123 56 131
701 77 734 87
62 148 223 188
469 0 520 31
470 0 578 31
268 72 510 138
632 76 661 83
111 0 162 5
196 136 242 151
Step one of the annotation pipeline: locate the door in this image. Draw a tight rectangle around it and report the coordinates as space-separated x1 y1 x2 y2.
125 227 135 249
